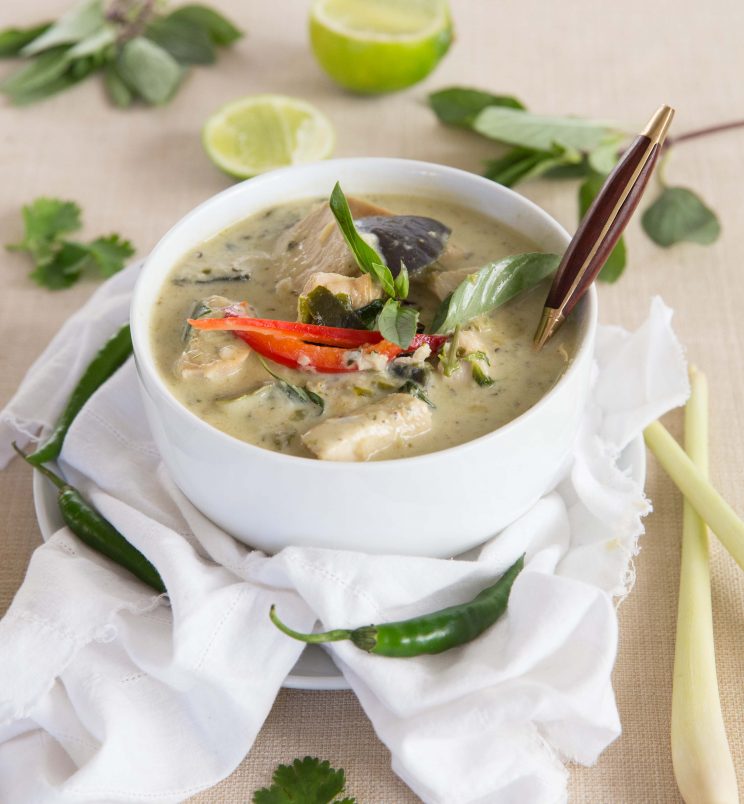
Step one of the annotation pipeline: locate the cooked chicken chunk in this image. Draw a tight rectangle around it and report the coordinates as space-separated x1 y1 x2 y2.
300 271 383 309
274 197 391 292
301 393 431 461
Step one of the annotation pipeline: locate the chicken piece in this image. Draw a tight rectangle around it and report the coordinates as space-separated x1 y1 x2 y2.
274 197 392 292
300 272 383 309
305 375 382 418
176 295 253 380
301 393 431 461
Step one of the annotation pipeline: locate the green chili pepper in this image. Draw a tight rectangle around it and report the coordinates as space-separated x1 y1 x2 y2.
269 554 524 657
26 323 132 466
14 444 165 594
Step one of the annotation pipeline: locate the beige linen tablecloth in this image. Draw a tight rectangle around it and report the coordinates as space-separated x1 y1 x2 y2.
2 1 744 801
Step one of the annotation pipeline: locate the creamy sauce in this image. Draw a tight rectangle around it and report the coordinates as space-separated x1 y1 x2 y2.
150 194 579 460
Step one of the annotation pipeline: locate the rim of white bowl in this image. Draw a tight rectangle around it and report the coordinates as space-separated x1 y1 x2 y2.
131 157 597 469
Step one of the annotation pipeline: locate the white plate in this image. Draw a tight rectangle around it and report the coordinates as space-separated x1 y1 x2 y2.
32 436 646 691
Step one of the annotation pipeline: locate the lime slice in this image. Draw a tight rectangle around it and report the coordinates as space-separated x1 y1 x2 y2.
203 94 336 179
310 0 453 94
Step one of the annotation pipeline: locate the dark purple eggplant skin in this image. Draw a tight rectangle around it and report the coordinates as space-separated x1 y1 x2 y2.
356 215 451 277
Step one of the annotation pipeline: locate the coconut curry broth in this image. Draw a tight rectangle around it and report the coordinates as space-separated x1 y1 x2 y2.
150 194 578 460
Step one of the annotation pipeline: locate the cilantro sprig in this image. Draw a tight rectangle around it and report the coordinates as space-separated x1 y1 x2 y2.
429 87 737 282
0 1 242 107
7 198 134 289
253 756 356 804
329 182 418 349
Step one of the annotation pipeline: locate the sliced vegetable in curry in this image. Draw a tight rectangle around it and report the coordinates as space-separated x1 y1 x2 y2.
150 185 580 461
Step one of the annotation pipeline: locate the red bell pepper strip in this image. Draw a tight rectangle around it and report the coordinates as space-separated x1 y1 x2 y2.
187 315 382 348
231 330 448 374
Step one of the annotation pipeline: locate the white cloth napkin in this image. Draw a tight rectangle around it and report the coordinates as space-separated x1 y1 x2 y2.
0 263 689 804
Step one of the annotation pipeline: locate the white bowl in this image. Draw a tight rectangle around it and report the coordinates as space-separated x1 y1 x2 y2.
131 158 596 558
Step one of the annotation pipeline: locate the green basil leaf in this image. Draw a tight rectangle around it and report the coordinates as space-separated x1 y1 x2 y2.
393 264 409 299
22 0 104 56
398 380 435 407
168 5 243 46
258 356 323 412
66 24 116 59
429 87 525 127
329 182 395 297
431 252 560 334
542 158 591 180
145 15 215 65
0 47 71 95
579 172 627 283
473 107 618 153
484 144 581 187
0 23 52 57
587 136 623 176
117 37 183 105
7 63 96 106
641 186 721 248
104 63 133 107
377 299 419 349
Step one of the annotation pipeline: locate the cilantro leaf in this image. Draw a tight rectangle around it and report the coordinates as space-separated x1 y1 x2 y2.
7 198 82 261
83 234 135 277
29 241 91 289
253 756 355 804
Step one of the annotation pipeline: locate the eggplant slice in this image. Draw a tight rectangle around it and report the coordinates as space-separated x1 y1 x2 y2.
355 215 451 277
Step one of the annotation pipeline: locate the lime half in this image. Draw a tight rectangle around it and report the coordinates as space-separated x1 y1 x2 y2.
203 94 336 179
310 0 453 94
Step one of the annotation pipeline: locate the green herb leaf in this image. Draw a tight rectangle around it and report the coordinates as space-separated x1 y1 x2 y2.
298 286 366 329
393 264 409 299
376 299 419 349
428 86 525 127
0 23 52 57
66 24 116 59
253 756 354 804
473 107 618 153
0 47 72 97
7 198 82 261
22 0 104 56
82 234 135 276
29 241 92 289
104 63 133 107
641 186 721 248
484 144 581 187
145 15 215 66
117 36 183 105
329 182 395 297
398 380 435 407
354 298 386 330
168 5 243 46
578 172 627 283
431 252 560 334
468 359 494 386
587 136 623 176
258 357 324 412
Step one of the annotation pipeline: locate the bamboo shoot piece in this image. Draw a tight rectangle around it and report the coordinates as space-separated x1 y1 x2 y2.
670 367 738 803
644 421 744 572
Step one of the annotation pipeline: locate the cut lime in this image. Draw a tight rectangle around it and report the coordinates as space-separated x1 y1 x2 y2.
202 94 336 179
309 0 453 94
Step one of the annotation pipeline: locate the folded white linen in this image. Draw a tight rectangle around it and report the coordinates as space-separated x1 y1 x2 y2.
0 263 689 804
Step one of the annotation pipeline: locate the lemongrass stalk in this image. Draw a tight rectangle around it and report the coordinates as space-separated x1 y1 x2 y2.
644 421 744 571
671 367 738 803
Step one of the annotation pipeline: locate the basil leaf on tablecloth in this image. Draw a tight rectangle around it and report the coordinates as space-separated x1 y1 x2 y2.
0 47 72 96
431 252 560 334
104 63 133 107
473 106 619 152
578 171 627 283
485 144 581 187
117 37 183 105
642 186 721 247
145 15 216 65
21 0 104 56
168 4 244 46
0 23 52 57
429 86 525 127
